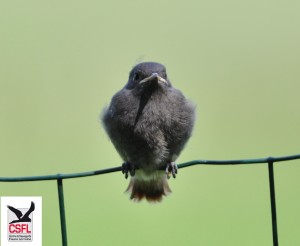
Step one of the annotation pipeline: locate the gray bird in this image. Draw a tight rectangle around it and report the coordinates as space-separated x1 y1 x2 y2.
102 62 195 202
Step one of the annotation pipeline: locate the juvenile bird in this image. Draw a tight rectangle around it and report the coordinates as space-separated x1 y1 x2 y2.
102 62 195 202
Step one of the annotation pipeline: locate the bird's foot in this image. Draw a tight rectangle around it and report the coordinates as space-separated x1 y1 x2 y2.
122 162 135 179
165 162 178 179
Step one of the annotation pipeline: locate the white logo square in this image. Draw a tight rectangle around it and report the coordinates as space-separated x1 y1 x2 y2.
1 197 42 246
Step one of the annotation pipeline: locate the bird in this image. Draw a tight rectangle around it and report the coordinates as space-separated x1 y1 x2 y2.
7 201 35 224
102 62 195 202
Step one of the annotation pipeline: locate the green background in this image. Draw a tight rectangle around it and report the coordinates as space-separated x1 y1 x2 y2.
0 0 300 245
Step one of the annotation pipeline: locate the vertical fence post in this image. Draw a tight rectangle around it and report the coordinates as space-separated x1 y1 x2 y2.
268 161 279 246
57 178 68 246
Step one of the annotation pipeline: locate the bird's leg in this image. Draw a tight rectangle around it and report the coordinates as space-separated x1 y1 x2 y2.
122 162 135 179
165 162 178 179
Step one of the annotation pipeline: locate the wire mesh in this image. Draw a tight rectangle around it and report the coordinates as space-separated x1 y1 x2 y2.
1 153 300 246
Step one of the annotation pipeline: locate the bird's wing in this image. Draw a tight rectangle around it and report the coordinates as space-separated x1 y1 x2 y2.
23 202 35 219
7 205 23 219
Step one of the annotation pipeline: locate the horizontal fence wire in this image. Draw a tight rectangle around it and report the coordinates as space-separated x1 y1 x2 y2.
1 153 300 246
1 154 300 182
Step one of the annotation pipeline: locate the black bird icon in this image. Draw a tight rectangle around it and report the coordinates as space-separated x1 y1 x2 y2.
7 201 35 224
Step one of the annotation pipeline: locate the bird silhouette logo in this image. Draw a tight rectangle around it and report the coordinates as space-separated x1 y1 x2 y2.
7 201 35 224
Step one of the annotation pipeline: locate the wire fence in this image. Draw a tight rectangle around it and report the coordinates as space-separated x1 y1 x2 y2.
1 153 300 246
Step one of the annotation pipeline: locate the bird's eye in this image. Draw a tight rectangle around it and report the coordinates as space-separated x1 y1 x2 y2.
133 73 140 81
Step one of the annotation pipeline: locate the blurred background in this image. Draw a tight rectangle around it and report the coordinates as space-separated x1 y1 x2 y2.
0 0 299 245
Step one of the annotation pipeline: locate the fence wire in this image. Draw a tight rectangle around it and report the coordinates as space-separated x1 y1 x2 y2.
1 153 300 246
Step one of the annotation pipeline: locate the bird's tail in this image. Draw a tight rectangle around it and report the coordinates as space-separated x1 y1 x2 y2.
126 171 171 202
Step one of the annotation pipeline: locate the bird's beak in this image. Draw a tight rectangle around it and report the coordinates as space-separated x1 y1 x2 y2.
139 73 168 86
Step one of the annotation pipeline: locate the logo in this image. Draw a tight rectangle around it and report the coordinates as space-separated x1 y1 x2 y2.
7 201 35 241
1 197 42 246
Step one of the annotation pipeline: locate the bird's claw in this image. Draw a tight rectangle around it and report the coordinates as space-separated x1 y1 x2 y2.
165 162 178 179
122 162 135 179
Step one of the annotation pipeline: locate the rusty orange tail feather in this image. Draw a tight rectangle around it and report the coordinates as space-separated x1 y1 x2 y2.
126 177 171 202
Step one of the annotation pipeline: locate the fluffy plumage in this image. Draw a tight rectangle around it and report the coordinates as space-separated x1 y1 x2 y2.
102 62 195 202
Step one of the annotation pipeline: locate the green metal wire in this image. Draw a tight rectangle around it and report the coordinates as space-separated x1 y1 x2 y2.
1 153 300 246
57 179 68 246
268 161 278 246
0 154 299 182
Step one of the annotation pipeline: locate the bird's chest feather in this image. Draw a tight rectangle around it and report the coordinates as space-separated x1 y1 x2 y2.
110 92 169 141
133 92 172 132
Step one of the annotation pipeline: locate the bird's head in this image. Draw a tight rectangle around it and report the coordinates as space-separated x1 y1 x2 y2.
125 62 171 92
